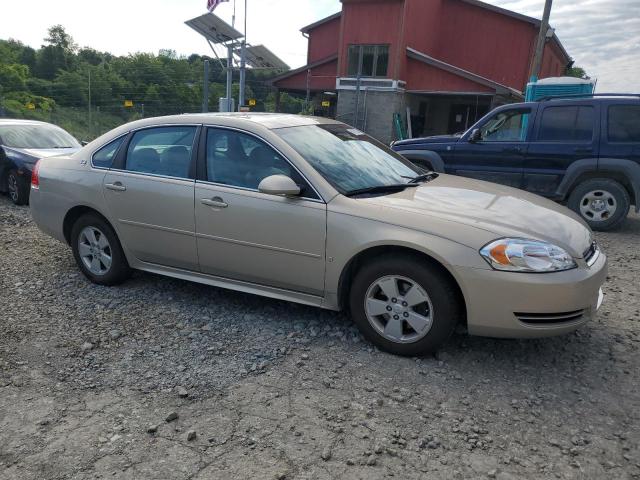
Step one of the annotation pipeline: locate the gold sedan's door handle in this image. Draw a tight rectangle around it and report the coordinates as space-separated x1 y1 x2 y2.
201 197 228 208
105 182 126 192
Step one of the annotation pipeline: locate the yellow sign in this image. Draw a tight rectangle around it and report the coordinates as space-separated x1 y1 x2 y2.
248 99 257 107
322 100 331 107
124 100 134 108
26 102 36 110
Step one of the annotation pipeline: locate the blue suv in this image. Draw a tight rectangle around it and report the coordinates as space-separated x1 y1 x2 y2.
392 95 640 231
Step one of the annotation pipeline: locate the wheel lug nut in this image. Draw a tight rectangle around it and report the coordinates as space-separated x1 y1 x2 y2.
403 312 409 318
402 301 408 307
391 298 397 303
386 306 392 312
393 315 399 320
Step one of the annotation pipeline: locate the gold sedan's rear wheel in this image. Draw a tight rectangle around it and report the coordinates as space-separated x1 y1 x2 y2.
70 213 131 286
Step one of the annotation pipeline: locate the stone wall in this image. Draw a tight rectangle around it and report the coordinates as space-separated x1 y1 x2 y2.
336 89 406 144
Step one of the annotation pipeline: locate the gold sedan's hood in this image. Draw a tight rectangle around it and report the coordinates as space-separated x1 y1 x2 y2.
359 174 593 257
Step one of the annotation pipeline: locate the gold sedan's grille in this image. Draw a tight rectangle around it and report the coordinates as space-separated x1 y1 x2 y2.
515 310 585 325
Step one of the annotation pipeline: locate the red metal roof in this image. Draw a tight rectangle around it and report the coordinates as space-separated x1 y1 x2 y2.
406 47 523 98
300 12 341 33
271 54 339 90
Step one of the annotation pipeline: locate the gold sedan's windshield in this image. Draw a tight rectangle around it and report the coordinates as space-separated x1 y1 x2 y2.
275 124 423 194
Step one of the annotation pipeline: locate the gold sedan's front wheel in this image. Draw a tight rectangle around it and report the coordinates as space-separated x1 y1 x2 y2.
349 254 462 356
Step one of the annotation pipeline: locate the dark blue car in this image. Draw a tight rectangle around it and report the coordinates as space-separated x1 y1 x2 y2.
392 95 640 231
0 119 81 205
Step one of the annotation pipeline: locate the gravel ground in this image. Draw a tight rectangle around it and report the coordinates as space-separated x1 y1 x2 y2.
0 195 639 480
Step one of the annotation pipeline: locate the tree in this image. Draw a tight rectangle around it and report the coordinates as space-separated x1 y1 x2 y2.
44 25 77 53
0 63 28 93
34 45 68 80
78 48 105 66
566 65 589 80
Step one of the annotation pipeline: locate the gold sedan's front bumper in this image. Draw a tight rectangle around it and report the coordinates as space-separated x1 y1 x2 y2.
455 251 608 339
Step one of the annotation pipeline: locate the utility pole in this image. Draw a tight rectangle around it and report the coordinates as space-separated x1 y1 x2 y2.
88 70 92 139
305 69 311 113
226 45 233 112
530 0 553 82
238 0 247 110
203 59 210 112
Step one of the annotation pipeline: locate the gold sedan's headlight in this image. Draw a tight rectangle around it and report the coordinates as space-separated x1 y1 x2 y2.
480 238 577 273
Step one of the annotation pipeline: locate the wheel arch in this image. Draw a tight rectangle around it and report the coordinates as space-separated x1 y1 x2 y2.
336 244 468 328
63 205 114 245
395 149 445 173
558 158 640 210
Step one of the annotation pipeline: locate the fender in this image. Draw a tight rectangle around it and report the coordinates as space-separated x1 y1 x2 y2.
395 149 445 173
557 158 640 212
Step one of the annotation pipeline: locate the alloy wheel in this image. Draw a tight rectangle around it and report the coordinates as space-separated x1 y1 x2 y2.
7 174 18 202
579 190 617 222
78 226 112 275
364 275 434 344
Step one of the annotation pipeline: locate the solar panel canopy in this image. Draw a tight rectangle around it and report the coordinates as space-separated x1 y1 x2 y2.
185 13 243 44
238 45 290 70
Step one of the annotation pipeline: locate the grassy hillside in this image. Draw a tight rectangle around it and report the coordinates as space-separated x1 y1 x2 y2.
1 26 305 141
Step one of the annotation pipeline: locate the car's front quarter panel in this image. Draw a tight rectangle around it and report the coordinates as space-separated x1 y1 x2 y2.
324 195 491 310
324 194 607 339
30 155 108 244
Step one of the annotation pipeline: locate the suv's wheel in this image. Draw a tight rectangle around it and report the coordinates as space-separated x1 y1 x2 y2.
70 213 131 285
349 254 462 356
7 169 29 205
567 178 630 231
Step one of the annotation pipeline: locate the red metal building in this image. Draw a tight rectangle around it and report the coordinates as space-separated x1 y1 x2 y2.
272 0 571 142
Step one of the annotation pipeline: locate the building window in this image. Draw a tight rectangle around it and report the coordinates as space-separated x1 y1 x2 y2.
347 45 389 78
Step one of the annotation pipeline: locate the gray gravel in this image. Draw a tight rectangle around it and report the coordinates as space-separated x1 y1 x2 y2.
0 195 639 479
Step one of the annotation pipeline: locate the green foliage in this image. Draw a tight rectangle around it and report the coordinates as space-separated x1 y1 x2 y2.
0 25 296 140
44 25 77 53
0 63 29 93
566 65 589 80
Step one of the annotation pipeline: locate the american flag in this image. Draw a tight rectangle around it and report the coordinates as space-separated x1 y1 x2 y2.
207 0 229 12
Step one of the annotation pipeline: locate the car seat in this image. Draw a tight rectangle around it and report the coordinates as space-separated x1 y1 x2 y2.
163 146 191 178
128 147 161 174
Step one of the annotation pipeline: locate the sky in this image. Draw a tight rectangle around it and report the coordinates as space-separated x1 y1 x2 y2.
2 0 639 92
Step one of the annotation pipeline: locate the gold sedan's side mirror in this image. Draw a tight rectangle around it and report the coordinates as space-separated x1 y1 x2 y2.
258 175 301 196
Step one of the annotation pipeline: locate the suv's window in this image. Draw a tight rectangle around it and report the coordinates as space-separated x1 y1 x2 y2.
479 109 530 142
206 128 317 198
608 105 640 143
537 106 595 142
92 137 124 169
125 126 196 178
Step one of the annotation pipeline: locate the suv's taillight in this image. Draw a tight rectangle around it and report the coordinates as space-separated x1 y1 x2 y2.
31 160 41 189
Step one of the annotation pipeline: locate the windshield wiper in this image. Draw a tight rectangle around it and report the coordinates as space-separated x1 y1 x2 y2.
403 172 439 184
344 183 419 197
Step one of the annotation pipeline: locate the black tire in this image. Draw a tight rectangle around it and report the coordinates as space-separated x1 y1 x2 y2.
70 213 131 286
349 254 462 356
7 169 29 205
567 178 630 231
